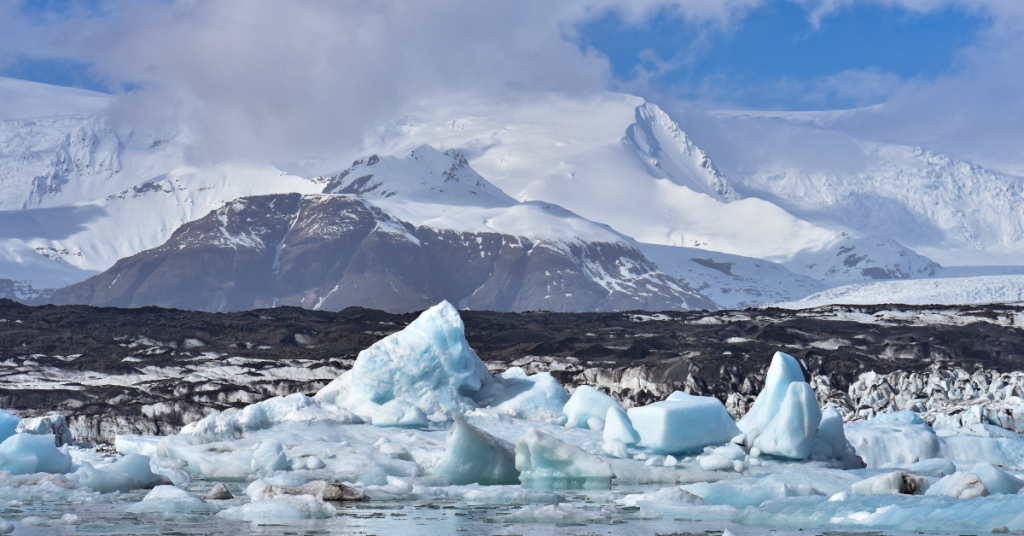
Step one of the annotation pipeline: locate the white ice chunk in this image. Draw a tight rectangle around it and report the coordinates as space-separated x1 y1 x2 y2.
845 411 941 468
586 417 605 431
371 399 429 428
73 454 167 492
602 439 629 459
127 485 215 513
850 471 929 495
683 474 827 508
433 414 519 485
970 461 1024 494
752 382 821 460
736 351 805 436
925 471 988 499
0 409 19 444
812 406 853 460
218 495 336 523
15 414 73 447
181 392 361 443
252 440 289 472
0 516 11 535
479 368 568 421
316 301 492 419
603 405 640 446
627 391 740 454
699 454 735 471
0 433 72 475
289 456 326 470
514 428 614 486
563 385 620 429
505 503 604 524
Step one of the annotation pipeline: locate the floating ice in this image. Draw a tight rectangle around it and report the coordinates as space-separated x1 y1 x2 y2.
181 392 361 443
812 406 853 460
504 503 604 524
684 473 830 508
204 482 234 500
16 414 73 447
0 409 19 444
846 411 941 467
603 405 640 446
371 399 429 428
252 440 289 472
699 454 736 472
514 428 614 487
752 382 821 459
627 391 740 453
0 433 72 475
602 438 629 458
850 471 928 495
925 471 988 499
127 485 216 514
970 461 1024 494
219 494 337 523
433 414 519 485
0 516 11 535
316 301 493 419
476 368 568 422
72 453 167 492
563 386 620 429
737 351 805 436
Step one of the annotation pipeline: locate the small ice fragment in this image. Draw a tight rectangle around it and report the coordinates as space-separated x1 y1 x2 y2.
252 440 289 472
645 455 666 466
732 460 744 472
603 439 629 459
515 428 614 485
699 454 735 471
563 386 620 429
664 455 678 467
205 482 234 500
371 399 429 428
128 485 215 514
925 472 989 499
586 417 605 431
377 442 412 460
850 471 929 495
433 414 519 485
603 405 641 446
0 515 12 535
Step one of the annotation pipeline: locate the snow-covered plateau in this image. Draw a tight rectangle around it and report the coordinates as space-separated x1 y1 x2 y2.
2 301 1024 534
4 77 1024 310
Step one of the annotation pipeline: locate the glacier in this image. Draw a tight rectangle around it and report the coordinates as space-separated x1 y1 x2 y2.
0 301 1024 534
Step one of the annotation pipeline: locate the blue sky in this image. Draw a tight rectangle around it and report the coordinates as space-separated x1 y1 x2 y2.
2 0 989 111
577 0 988 109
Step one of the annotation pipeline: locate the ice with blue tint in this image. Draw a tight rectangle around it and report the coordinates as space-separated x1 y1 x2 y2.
317 301 493 419
252 440 289 472
753 382 821 459
603 404 641 446
812 406 852 460
0 409 20 444
433 414 519 485
926 471 987 499
371 399 429 428
514 428 614 487
127 485 216 514
181 392 362 442
563 385 620 429
627 391 739 453
16 414 73 446
846 411 941 467
737 351 805 436
475 367 569 422
0 433 72 475
73 453 166 492
970 461 1024 494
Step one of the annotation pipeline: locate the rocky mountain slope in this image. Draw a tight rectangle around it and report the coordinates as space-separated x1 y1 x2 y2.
50 192 713 313
4 299 1024 445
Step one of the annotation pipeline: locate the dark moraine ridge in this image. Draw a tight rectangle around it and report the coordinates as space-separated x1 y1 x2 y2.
2 298 1024 444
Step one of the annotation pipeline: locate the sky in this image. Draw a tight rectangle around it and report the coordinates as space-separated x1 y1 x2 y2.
0 0 1020 173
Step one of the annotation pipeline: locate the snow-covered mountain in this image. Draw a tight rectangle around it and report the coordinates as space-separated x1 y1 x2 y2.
3 78 1024 310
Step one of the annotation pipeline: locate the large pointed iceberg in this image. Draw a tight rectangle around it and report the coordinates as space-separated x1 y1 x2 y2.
316 301 493 419
737 352 805 436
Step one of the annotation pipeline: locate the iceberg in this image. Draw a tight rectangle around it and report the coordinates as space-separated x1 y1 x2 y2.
563 386 620 429
514 428 614 487
0 409 20 444
736 352 805 436
433 414 519 485
316 301 493 419
752 382 822 459
476 368 568 422
127 485 215 514
603 405 641 446
0 433 73 475
925 471 988 499
850 471 929 495
251 440 289 472
181 392 361 443
218 495 337 522
845 411 941 467
812 406 852 460
16 414 74 447
73 454 167 492
627 391 740 453
970 461 1024 494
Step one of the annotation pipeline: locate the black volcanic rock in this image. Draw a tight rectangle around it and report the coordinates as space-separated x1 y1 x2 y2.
50 193 715 313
